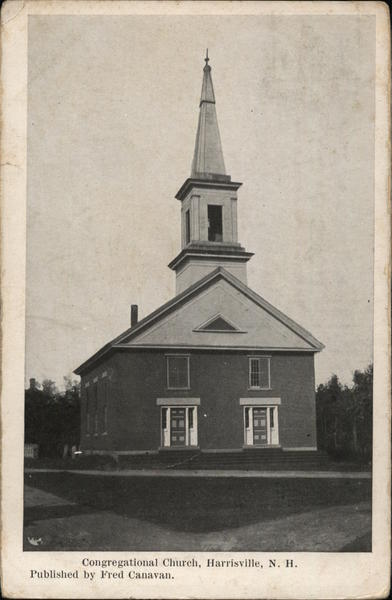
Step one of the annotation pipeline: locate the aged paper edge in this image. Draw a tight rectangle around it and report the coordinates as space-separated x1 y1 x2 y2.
0 1 390 598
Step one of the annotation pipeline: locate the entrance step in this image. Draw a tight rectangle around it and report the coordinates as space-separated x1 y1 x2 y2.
117 450 363 472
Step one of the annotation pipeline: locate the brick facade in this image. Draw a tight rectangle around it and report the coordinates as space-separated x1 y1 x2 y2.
80 349 317 453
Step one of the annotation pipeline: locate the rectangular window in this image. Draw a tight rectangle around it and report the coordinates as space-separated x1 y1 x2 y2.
102 379 108 434
269 406 274 428
86 388 90 435
167 355 190 389
93 383 98 435
188 407 194 429
185 209 191 245
208 205 223 242
249 357 270 389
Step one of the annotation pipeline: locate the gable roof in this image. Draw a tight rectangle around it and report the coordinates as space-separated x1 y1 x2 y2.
74 267 324 375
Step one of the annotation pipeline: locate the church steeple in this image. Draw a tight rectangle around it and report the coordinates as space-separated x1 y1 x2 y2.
191 50 226 179
169 53 253 295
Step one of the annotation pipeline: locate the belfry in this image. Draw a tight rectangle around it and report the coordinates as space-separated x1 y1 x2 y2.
169 52 253 294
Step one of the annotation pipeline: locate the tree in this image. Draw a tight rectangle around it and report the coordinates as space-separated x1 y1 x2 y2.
349 364 373 458
316 364 373 462
41 379 58 397
25 377 81 458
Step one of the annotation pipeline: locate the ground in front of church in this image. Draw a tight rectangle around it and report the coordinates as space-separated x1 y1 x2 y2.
23 470 371 552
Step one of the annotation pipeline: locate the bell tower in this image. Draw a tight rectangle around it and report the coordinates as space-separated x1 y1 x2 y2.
169 51 253 294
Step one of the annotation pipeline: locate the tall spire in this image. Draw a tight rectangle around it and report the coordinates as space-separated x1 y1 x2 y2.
171 53 252 295
191 51 227 179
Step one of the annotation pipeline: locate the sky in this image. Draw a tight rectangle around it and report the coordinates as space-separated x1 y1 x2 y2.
26 14 375 388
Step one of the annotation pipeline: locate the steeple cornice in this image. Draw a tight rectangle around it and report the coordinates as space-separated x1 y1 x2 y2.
175 177 242 202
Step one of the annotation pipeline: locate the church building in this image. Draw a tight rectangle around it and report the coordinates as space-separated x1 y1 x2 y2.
75 54 324 455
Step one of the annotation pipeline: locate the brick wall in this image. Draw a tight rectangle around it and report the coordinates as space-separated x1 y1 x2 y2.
80 349 317 452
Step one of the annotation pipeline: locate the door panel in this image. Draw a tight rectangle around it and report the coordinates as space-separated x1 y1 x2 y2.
170 408 186 446
253 407 268 445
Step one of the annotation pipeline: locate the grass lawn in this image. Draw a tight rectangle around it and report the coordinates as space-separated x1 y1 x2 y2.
24 471 371 552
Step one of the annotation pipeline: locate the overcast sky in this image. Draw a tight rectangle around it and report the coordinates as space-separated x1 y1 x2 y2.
26 14 375 388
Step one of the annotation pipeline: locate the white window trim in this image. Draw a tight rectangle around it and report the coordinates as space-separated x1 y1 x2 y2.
243 404 280 446
166 354 191 390
160 405 198 448
248 356 271 390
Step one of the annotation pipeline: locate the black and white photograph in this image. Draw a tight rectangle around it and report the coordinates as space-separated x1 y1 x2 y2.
1 1 390 598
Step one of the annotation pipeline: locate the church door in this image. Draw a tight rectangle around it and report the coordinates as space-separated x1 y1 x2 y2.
252 407 268 445
170 408 186 446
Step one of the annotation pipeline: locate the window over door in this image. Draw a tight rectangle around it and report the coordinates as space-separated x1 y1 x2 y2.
166 355 190 389
249 357 271 389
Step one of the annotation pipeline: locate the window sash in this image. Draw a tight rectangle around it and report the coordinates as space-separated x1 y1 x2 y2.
249 357 270 389
167 356 190 389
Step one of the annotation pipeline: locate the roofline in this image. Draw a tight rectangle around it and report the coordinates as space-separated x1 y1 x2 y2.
74 267 324 375
114 344 321 353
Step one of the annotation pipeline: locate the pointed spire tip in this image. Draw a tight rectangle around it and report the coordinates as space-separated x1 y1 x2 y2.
204 48 211 72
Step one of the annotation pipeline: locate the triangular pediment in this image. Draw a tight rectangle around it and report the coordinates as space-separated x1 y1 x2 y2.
118 274 323 351
194 314 241 332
